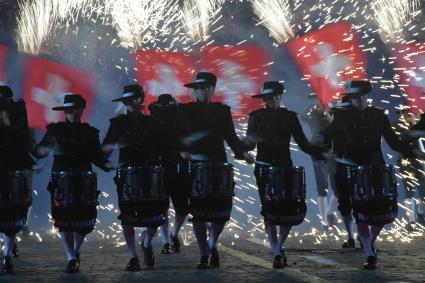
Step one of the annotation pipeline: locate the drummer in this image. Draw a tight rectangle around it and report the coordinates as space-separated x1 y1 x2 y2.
180 72 254 269
0 97 34 273
102 84 167 270
243 81 330 268
322 80 421 269
33 94 113 273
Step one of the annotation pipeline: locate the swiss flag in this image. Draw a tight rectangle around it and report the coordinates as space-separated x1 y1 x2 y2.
199 45 270 117
133 50 196 111
287 21 367 108
22 56 95 129
0 45 7 84
391 43 425 114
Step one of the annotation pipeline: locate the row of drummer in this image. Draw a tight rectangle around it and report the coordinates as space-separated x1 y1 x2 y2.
0 72 424 274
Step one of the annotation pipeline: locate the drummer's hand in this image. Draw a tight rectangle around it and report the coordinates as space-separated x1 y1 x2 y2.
36 146 50 157
243 151 255 164
104 162 116 171
322 151 336 160
31 163 44 173
180 151 192 160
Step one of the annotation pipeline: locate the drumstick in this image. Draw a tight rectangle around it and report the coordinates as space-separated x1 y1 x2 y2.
334 157 358 166
182 130 211 143
255 160 272 166
419 137 425 154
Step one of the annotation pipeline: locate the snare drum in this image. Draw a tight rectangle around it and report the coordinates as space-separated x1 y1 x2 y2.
189 162 234 198
0 170 31 207
116 165 164 204
257 166 306 203
50 171 98 207
348 164 397 202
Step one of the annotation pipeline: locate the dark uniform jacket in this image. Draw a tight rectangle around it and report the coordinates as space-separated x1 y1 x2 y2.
324 106 413 166
148 104 182 163
34 122 109 171
102 113 159 166
178 102 245 163
0 125 34 171
246 107 323 167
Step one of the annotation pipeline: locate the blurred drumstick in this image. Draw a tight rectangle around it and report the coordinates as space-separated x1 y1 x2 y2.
334 157 358 166
181 130 211 146
419 137 425 153
180 151 209 161
255 160 272 166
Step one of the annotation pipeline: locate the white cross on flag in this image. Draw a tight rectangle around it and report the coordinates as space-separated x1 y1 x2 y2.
22 56 95 129
392 43 425 114
287 21 367 107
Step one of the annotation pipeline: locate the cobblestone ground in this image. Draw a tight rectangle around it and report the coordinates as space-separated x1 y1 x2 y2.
1 231 425 283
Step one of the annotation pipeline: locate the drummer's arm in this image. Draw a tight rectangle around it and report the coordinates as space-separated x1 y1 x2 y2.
91 129 113 171
290 112 324 160
380 111 415 158
243 114 258 151
222 105 245 160
32 125 54 159
101 120 118 158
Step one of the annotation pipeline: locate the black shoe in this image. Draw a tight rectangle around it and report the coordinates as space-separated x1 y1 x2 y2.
161 243 171 255
170 233 181 253
2 256 13 274
197 255 209 269
327 213 338 226
125 257 140 271
12 242 19 258
364 256 377 270
405 221 417 233
64 259 79 273
143 245 155 268
342 238 355 248
209 247 220 268
75 252 80 264
273 255 285 269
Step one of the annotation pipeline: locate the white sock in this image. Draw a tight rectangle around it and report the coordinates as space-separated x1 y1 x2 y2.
61 232 76 261
317 196 328 225
3 234 16 257
404 198 416 223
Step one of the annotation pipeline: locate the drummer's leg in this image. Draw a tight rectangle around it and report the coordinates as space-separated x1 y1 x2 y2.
122 225 138 258
60 232 76 261
370 224 383 248
74 232 86 257
193 220 209 256
142 226 158 249
265 221 280 256
278 225 291 251
160 212 170 244
208 222 224 249
356 223 374 256
313 160 329 227
2 233 16 257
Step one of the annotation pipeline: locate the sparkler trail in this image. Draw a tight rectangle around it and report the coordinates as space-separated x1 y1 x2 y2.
181 0 224 42
250 0 294 43
372 0 421 43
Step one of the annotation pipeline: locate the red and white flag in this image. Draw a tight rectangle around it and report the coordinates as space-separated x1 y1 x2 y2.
133 50 196 111
22 56 95 129
287 21 367 108
0 45 7 84
392 43 425 114
199 45 270 117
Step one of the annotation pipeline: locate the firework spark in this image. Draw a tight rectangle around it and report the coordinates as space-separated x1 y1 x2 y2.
250 0 294 43
104 0 183 49
181 0 224 42
372 0 421 42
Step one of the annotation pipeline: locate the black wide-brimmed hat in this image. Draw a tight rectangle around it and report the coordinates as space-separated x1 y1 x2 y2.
184 72 217 89
112 84 145 102
0 97 10 111
148 94 178 113
52 93 86 111
341 80 372 97
252 81 284 98
0 85 13 99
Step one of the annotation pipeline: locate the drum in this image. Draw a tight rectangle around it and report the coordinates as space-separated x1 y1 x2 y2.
116 165 165 204
50 171 98 208
348 164 397 202
257 166 306 203
189 162 235 198
0 170 31 207
348 164 398 225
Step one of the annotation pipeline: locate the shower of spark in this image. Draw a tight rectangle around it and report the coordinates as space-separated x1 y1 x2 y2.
181 0 224 42
16 0 95 54
372 0 421 42
250 0 294 44
104 0 183 50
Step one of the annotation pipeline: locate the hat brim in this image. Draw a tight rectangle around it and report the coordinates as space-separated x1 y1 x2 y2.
341 91 367 98
183 82 212 89
111 93 143 102
52 105 84 111
251 92 282 99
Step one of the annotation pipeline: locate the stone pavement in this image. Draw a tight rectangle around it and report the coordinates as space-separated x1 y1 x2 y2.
1 231 425 283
